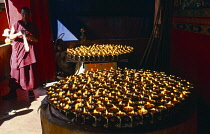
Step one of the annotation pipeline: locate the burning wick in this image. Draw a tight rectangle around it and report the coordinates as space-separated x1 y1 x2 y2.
138 106 148 115
123 103 134 112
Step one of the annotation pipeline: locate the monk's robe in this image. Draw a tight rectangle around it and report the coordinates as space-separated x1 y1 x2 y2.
9 20 39 91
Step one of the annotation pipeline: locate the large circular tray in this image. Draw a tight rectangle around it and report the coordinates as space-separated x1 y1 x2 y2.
46 68 195 131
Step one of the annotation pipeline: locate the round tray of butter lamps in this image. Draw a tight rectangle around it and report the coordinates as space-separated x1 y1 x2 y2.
66 44 134 62
40 68 196 134
66 44 133 75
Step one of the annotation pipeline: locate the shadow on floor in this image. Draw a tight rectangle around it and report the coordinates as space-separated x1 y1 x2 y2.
0 84 46 126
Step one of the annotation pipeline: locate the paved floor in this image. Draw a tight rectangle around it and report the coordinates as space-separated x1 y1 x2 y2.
0 79 47 134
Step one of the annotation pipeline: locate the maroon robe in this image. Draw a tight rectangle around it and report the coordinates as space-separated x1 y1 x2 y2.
10 20 39 91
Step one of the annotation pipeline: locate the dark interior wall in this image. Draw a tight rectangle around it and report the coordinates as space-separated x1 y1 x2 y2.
171 8 210 105
171 7 210 133
49 0 154 40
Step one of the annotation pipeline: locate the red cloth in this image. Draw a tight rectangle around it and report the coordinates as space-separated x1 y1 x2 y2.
9 20 39 91
30 0 56 82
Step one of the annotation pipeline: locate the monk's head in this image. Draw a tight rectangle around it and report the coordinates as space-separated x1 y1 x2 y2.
21 7 30 24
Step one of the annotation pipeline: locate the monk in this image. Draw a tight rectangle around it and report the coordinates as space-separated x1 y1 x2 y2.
2 7 39 100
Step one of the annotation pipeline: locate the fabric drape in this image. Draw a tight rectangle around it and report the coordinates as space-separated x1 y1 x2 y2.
30 0 56 83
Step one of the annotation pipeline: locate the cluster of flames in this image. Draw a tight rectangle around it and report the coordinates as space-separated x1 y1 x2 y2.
66 44 133 61
47 68 193 128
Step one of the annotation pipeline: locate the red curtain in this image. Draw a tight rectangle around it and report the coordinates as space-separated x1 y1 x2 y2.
5 0 56 84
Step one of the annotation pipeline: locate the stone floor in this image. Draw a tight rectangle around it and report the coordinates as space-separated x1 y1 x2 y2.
0 79 48 134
